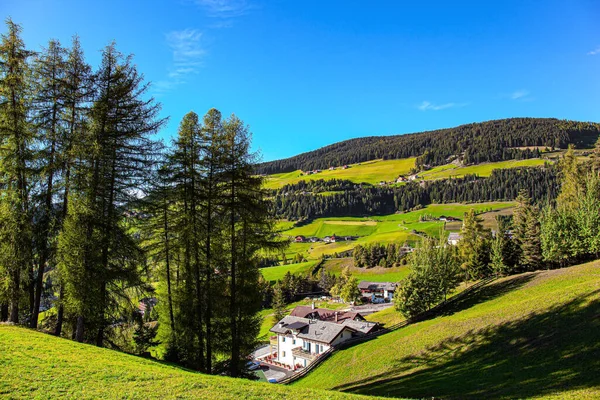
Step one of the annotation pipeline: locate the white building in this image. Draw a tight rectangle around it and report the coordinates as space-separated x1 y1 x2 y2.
447 232 462 246
269 316 377 369
358 281 397 302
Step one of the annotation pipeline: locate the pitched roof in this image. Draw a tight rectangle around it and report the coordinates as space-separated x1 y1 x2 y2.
358 281 397 291
270 316 352 344
289 306 365 323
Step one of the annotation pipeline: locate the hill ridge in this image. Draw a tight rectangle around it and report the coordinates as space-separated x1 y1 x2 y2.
258 117 600 175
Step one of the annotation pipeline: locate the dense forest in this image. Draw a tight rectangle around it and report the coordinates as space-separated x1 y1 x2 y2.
257 118 600 175
0 20 276 377
271 166 560 220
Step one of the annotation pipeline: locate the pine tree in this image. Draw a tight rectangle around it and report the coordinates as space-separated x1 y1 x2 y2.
54 36 92 336
458 209 491 279
272 283 286 322
521 207 543 270
29 39 67 328
0 19 34 323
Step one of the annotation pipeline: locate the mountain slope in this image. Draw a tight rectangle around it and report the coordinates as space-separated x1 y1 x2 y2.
258 118 600 174
294 261 600 399
0 326 384 400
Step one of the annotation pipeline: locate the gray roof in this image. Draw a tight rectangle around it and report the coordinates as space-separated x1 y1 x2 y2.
342 319 378 335
358 281 397 291
270 316 355 344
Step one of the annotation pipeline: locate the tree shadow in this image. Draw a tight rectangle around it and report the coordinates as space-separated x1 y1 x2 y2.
334 289 600 399
438 273 538 317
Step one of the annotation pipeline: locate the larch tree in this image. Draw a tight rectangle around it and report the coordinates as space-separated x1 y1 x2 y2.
0 19 34 324
29 39 67 328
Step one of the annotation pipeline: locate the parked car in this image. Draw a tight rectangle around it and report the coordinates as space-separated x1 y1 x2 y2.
246 361 261 371
372 297 385 304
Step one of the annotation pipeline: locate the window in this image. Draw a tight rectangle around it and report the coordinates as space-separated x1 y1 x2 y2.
292 339 296 345
282 336 285 343
282 351 286 357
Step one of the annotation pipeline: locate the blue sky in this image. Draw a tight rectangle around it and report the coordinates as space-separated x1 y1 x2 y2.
2 0 600 161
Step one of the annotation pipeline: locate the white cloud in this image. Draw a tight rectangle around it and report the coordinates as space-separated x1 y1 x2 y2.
587 47 600 56
154 29 205 95
417 101 467 111
193 0 252 18
510 89 530 100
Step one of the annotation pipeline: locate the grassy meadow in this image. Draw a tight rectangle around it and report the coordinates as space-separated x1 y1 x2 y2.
0 325 388 400
420 158 548 180
264 158 416 189
294 261 600 399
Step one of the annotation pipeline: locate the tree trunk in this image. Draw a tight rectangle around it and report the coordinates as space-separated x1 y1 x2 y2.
75 315 84 342
55 285 65 336
229 142 239 377
0 303 8 321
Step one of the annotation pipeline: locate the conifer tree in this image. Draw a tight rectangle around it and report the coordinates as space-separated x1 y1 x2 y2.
458 209 491 279
0 19 34 323
29 39 67 328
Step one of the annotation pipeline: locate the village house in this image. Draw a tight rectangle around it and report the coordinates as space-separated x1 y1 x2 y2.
294 235 306 243
290 305 366 323
323 234 340 243
269 314 378 369
358 281 397 302
447 232 462 246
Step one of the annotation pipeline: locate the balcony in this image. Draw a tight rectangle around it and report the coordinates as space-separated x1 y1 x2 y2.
291 346 318 361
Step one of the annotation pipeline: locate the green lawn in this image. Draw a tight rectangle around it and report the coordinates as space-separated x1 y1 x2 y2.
0 326 384 400
420 158 548 180
264 158 416 189
294 261 600 399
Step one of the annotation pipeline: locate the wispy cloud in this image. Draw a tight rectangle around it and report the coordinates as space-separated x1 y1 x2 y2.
587 47 600 56
154 29 205 95
417 101 467 111
510 89 529 100
193 0 252 19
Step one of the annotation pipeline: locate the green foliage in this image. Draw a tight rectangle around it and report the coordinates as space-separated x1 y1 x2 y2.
458 209 492 279
395 237 459 318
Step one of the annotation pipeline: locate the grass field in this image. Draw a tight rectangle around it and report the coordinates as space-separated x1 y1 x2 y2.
260 260 319 282
420 158 548 180
278 202 514 261
0 326 385 400
264 158 416 189
322 258 411 283
294 261 600 399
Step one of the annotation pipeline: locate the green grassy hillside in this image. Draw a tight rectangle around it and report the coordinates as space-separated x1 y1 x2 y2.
294 261 600 399
264 158 416 189
0 325 387 400
420 158 548 180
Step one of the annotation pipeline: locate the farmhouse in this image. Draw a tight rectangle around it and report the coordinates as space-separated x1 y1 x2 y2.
358 281 397 302
294 235 306 243
447 232 462 245
323 234 340 243
269 315 378 369
290 305 366 323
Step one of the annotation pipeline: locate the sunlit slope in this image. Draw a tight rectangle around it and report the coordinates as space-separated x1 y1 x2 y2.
0 326 387 400
264 158 416 189
294 261 600 400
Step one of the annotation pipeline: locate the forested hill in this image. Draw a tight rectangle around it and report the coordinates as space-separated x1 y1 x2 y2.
257 118 600 174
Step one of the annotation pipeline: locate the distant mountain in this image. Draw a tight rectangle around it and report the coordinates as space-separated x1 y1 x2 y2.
257 118 600 175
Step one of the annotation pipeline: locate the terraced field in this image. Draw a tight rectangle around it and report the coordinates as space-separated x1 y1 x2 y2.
294 261 600 400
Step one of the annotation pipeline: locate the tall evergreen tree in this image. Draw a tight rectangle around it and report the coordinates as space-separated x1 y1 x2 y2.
0 19 34 323
458 209 491 279
29 39 67 328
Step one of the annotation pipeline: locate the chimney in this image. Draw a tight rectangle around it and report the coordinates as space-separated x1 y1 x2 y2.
334 311 338 323
311 302 315 310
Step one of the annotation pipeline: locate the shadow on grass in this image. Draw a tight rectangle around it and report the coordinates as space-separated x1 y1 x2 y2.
439 273 538 317
334 289 600 399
